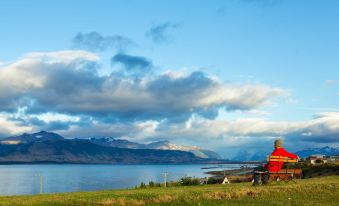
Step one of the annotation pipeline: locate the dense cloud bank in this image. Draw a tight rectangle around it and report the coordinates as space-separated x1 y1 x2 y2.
0 50 337 153
0 50 285 121
155 112 339 144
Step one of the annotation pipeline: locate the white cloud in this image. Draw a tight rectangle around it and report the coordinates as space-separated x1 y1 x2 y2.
325 79 338 86
32 112 80 123
1 50 336 151
151 112 339 144
0 50 287 122
0 113 32 137
43 111 339 146
245 109 271 116
24 50 99 63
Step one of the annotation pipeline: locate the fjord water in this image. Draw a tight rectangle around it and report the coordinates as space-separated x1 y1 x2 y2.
0 164 241 196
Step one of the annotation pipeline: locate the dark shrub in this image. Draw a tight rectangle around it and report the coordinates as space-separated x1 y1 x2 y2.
168 181 180 187
207 177 218 184
180 177 200 186
148 181 155 187
191 178 200 185
180 177 193 186
139 182 146 188
148 181 161 187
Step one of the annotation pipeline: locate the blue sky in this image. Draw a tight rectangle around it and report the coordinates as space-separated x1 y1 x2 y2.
0 0 338 158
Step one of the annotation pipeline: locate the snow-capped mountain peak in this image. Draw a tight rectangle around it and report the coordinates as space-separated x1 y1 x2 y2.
89 138 221 159
1 131 63 144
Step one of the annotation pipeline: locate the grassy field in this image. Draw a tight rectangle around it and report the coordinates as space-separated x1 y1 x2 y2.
0 176 338 206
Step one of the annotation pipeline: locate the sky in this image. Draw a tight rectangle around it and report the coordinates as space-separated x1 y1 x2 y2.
0 0 338 158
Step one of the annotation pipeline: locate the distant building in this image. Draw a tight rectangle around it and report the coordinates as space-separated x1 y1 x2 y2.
306 154 339 165
306 154 327 165
326 155 339 164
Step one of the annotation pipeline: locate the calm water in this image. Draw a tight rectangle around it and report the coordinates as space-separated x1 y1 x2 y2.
0 164 241 196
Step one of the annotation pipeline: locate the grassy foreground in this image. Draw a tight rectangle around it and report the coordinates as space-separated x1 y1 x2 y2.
0 176 338 206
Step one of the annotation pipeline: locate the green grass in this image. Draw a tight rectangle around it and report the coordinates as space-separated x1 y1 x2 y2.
0 176 338 206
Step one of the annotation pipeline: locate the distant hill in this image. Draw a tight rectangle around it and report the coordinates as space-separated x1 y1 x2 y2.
0 131 216 164
89 137 146 149
89 138 221 159
232 150 269 162
295 146 339 158
1 131 63 144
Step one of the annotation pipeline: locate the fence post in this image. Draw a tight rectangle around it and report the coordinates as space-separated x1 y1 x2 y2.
39 175 43 194
161 172 168 188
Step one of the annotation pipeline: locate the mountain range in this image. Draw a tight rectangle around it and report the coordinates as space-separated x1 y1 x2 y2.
232 146 339 161
89 137 221 159
0 131 221 164
295 146 339 158
1 131 336 163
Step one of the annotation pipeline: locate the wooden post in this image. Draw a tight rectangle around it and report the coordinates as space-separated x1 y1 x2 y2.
39 175 43 194
161 172 168 188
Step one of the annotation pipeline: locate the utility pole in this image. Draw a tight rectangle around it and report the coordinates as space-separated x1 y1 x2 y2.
161 172 168 188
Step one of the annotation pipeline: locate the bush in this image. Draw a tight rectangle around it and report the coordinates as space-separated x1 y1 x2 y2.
180 177 192 186
148 181 155 187
167 181 181 187
139 182 146 188
180 177 200 186
148 181 161 187
207 177 218 184
301 164 339 178
191 178 200 185
315 159 324 164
